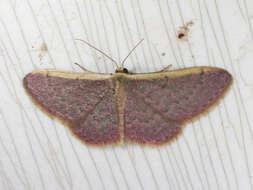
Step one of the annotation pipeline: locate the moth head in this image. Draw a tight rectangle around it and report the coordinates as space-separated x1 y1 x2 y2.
115 67 129 74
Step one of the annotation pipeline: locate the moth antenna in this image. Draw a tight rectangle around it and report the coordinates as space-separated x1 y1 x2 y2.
74 63 95 74
121 39 144 68
75 39 119 69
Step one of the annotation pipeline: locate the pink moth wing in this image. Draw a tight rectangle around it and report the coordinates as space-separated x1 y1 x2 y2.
23 66 232 146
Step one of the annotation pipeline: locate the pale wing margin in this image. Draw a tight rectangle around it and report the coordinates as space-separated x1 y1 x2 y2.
124 66 223 80
30 69 114 80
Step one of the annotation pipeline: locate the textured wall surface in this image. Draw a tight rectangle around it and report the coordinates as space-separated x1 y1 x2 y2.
0 0 253 189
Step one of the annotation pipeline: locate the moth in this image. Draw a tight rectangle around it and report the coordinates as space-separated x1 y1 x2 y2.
23 40 232 146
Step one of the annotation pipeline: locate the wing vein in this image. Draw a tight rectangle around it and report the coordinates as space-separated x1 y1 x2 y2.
70 88 112 126
129 91 178 123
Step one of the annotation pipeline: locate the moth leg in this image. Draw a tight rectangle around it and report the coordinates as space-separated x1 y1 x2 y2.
74 63 95 74
159 64 172 72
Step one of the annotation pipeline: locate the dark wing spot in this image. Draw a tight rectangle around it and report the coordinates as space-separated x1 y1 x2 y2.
178 33 185 39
